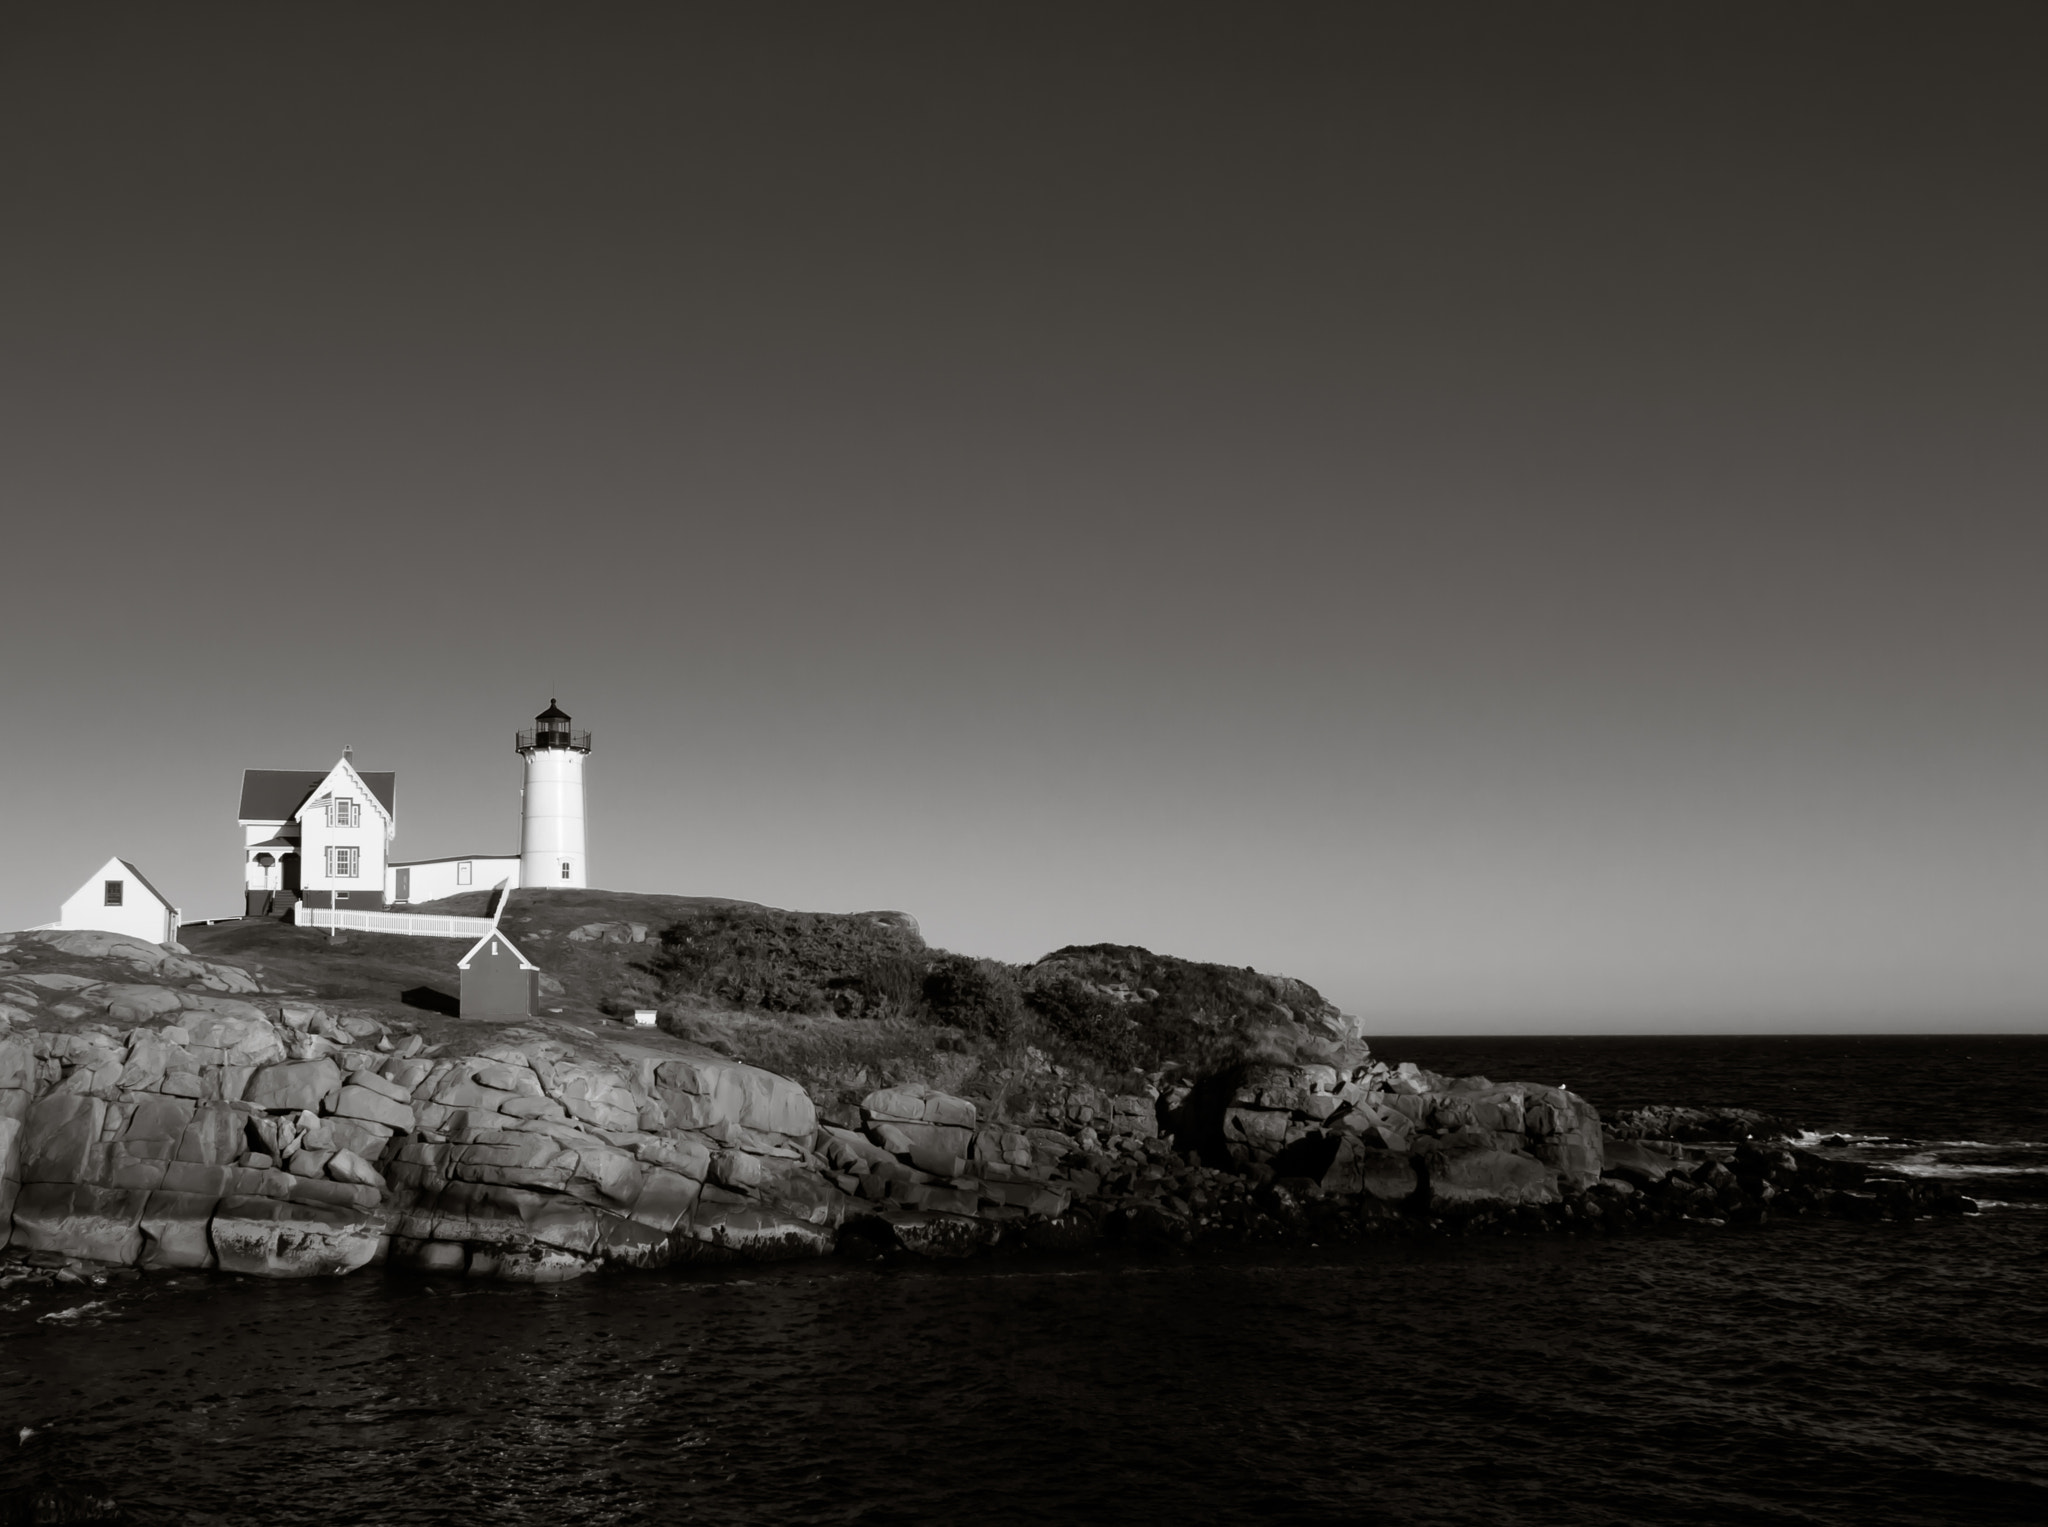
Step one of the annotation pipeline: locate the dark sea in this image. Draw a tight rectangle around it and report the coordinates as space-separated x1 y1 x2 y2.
3 1036 2045 1526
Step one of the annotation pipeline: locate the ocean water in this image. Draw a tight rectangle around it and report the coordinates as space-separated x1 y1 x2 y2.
3 1036 2044 1526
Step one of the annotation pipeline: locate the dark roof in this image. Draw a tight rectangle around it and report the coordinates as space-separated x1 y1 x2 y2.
116 859 177 911
390 853 519 866
239 768 397 821
535 700 571 722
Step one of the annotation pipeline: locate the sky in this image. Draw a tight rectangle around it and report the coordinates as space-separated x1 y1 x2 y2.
2 4 2044 1032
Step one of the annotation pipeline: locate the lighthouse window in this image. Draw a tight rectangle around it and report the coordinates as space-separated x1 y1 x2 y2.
104 880 124 906
561 861 571 880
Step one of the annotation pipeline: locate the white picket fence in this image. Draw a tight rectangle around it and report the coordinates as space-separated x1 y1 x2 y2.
294 906 496 939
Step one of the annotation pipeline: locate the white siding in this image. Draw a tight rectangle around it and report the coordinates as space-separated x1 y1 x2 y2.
296 760 394 898
57 857 178 944
388 857 521 905
520 748 587 889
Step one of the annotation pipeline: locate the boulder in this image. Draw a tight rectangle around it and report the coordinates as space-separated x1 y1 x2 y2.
331 1084 414 1131
888 1121 973 1158
1321 1136 1419 1202
821 1125 895 1173
0 1037 35 1091
736 1067 816 1137
632 1134 711 1182
287 1177 382 1212
710 1149 765 1190
161 1160 235 1197
627 1167 702 1233
324 1118 397 1161
401 1181 594 1253
174 1104 249 1167
245 1058 344 1113
21 1094 107 1182
862 1085 929 1124
922 1092 977 1130
688 1203 834 1259
325 1148 386 1190
1426 1146 1561 1208
1603 1138 1687 1185
101 985 187 1023
452 1133 574 1189
209 1195 385 1277
1535 1139 1603 1186
345 1068 414 1105
470 1063 540 1096
907 1143 969 1179
1222 1107 1290 1154
869 1121 914 1156
569 1144 644 1205
497 1094 566 1120
138 1189 220 1269
181 1009 287 1068
10 1182 150 1264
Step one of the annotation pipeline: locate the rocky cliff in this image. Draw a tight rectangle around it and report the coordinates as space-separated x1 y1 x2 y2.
0 927 1977 1287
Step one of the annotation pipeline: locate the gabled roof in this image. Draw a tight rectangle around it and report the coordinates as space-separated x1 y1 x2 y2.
456 927 538 971
390 853 520 867
240 768 396 822
288 759 397 837
71 855 176 911
117 859 177 911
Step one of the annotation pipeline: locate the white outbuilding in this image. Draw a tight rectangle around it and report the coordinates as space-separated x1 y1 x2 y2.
57 856 181 945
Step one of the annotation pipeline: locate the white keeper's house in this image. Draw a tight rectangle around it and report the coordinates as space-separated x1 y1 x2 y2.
237 700 591 918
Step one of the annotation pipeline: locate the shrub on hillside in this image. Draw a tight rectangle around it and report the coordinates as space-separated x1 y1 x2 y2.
1020 966 1144 1073
920 955 1023 1041
651 907 928 1018
1023 944 1352 1075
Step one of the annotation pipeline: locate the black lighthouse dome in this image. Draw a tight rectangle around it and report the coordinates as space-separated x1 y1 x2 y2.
517 699 591 754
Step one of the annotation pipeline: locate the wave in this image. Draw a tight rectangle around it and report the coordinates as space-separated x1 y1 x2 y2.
1885 1159 2048 1179
1793 1131 2048 1152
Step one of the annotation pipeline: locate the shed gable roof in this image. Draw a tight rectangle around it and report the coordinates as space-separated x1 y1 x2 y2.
117 859 177 911
241 768 396 822
70 855 176 911
456 928 538 971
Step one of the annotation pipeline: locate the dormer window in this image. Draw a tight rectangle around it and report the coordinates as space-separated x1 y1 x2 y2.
329 797 360 829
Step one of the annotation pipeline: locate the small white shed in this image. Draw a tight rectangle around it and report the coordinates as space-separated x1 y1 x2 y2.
58 856 181 945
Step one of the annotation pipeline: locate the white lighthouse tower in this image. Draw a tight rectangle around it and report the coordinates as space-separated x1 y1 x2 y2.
517 699 591 889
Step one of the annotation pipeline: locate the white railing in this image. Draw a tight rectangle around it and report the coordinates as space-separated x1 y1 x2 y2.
294 906 496 939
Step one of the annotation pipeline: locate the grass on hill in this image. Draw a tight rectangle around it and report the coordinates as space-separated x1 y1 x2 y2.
175 888 1352 1109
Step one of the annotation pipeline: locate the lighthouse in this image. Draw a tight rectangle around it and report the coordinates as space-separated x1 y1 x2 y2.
517 699 591 889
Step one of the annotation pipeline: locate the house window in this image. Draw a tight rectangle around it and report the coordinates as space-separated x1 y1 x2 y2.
329 797 360 829
326 846 359 878
561 861 571 880
104 880 124 906
457 861 473 886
